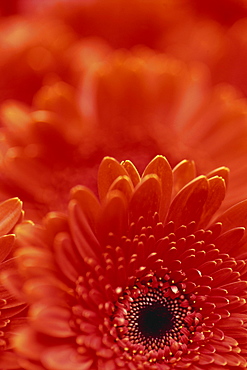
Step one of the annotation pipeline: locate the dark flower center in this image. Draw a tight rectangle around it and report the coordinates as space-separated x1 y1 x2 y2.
125 286 191 351
137 303 173 337
112 273 200 360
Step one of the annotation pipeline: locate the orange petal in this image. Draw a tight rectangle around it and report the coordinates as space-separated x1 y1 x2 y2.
142 155 173 220
98 157 128 201
108 175 134 202
172 160 196 197
31 304 75 338
207 166 229 188
68 200 101 260
0 198 22 236
166 176 208 229
0 351 19 369
14 327 48 364
43 212 68 240
197 176 226 228
42 345 93 370
129 174 162 223
70 185 100 232
54 232 82 282
1 304 26 319
215 199 247 233
214 227 245 254
0 234 15 262
98 189 128 243
121 160 140 187
0 269 25 302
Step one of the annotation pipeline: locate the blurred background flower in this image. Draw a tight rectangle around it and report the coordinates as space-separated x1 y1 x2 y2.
0 0 246 222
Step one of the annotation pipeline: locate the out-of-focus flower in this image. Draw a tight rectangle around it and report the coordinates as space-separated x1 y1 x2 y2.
6 155 247 369
0 47 247 221
0 15 75 104
0 197 25 369
19 0 247 95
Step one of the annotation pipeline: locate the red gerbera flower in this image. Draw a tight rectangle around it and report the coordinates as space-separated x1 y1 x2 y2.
0 197 25 370
6 155 247 369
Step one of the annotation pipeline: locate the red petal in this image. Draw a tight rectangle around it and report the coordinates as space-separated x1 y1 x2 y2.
197 353 214 365
0 351 19 369
207 166 229 188
54 232 82 282
129 174 162 223
220 281 247 295
98 189 127 242
142 155 173 220
0 198 22 236
211 353 228 366
172 159 196 197
214 227 245 254
167 176 208 229
210 268 234 287
0 234 15 262
43 212 68 239
14 326 45 360
70 185 100 232
121 160 140 187
31 304 75 338
108 175 134 202
224 353 246 367
42 345 93 370
68 200 101 259
197 176 226 228
215 199 247 233
98 157 128 201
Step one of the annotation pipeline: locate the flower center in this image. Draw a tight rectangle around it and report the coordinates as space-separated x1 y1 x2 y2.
137 302 173 337
126 288 190 350
113 273 199 361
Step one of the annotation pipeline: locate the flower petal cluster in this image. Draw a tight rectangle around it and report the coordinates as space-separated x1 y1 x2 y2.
0 197 25 369
8 156 247 369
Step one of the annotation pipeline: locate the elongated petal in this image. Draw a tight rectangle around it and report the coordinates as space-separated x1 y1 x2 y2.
0 234 15 263
172 159 196 197
142 155 173 220
129 175 161 223
98 157 128 201
68 200 101 259
42 345 93 370
215 199 247 232
121 160 140 187
207 166 229 188
31 304 75 338
0 351 19 369
108 175 134 202
0 198 22 236
54 232 82 282
197 176 226 228
167 176 208 228
214 227 245 254
70 185 101 232
98 189 128 242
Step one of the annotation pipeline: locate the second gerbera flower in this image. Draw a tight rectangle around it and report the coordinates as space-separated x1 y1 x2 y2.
6 155 247 369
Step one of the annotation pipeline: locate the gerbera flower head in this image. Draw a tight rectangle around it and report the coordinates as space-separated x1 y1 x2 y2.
8 155 247 369
0 197 25 369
